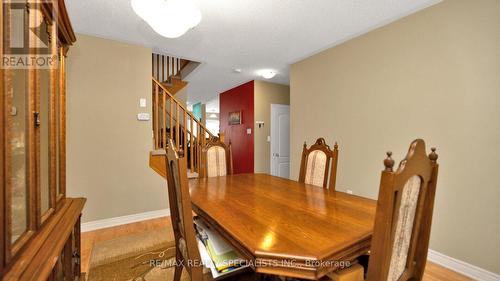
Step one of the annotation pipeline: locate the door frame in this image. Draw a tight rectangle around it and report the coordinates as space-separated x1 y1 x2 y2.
270 104 290 177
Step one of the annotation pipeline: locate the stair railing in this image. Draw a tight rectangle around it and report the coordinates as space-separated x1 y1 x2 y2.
152 77 215 172
152 54 189 83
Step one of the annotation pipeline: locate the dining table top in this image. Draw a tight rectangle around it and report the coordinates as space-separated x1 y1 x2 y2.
189 173 377 279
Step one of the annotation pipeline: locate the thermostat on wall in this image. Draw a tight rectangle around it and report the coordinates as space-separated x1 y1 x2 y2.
137 113 150 121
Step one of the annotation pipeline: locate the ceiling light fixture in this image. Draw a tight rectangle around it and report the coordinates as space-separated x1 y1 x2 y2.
258 69 277 79
131 0 202 38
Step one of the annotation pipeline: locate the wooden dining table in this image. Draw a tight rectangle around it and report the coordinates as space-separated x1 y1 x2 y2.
189 173 377 280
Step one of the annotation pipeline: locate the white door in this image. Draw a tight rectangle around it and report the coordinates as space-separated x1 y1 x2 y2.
270 104 290 178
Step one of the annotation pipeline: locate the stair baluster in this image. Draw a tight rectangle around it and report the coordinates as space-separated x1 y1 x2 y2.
151 77 215 175
162 87 167 149
190 117 194 169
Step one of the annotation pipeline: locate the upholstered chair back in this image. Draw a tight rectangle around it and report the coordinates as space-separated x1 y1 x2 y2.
164 139 203 280
298 138 339 190
367 139 439 281
201 137 233 178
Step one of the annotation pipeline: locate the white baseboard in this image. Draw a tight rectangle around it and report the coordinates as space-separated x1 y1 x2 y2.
81 209 170 232
428 249 500 281
81 210 499 280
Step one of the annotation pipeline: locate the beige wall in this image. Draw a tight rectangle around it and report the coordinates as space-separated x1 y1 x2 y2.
176 86 188 124
254 80 290 173
67 34 166 223
176 86 187 107
291 0 500 274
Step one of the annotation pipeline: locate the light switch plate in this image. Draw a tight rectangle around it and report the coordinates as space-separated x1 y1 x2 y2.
137 113 150 121
139 98 147 108
267 136 271 142
247 128 252 135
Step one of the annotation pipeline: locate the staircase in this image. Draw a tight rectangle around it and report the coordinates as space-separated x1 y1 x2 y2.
149 54 215 178
149 55 215 178
152 53 199 95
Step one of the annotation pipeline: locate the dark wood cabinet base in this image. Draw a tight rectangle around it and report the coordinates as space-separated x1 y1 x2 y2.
3 198 86 281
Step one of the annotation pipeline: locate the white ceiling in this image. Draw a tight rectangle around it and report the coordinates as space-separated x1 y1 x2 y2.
204 97 220 113
65 0 440 104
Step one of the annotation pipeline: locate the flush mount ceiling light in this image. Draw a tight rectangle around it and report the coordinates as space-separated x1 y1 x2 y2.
257 69 277 79
131 0 202 38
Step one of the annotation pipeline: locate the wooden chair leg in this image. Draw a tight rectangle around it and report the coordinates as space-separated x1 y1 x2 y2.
173 264 182 281
173 254 183 281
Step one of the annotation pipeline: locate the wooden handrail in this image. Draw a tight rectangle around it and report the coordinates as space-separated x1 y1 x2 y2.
161 108 193 135
152 77 215 139
155 99 210 149
151 74 220 173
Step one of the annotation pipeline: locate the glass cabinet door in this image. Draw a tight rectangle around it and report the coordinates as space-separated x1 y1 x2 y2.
54 46 66 202
9 69 29 244
3 4 31 248
38 18 51 217
55 47 63 201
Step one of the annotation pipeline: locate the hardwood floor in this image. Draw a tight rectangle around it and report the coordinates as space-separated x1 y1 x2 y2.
81 217 473 281
423 262 473 281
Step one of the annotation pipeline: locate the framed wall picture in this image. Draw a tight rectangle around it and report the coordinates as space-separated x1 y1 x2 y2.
228 111 242 125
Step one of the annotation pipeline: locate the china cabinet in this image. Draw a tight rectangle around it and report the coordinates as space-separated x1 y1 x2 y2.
1 0 85 280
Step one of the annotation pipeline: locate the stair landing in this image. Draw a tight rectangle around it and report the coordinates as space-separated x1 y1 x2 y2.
161 77 188 95
150 150 198 179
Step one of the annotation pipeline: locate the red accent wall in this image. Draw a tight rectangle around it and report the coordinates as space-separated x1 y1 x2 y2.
219 81 254 174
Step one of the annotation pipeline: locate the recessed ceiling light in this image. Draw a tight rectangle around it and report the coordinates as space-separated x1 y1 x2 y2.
257 69 277 79
233 68 242 73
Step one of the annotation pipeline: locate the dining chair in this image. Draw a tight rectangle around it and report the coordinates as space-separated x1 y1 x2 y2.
164 139 208 281
164 139 255 281
200 137 233 178
366 139 439 281
330 139 439 281
298 137 339 190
